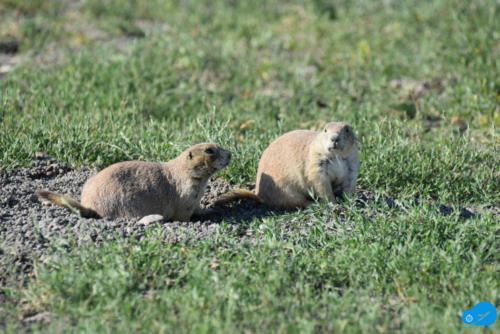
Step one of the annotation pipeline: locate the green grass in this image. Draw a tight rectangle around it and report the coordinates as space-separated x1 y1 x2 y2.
1 0 500 332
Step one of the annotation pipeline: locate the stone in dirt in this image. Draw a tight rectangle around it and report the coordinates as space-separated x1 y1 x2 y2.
138 214 164 225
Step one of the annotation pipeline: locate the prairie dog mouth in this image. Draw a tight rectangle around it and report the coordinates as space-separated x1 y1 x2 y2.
216 154 232 170
327 141 345 152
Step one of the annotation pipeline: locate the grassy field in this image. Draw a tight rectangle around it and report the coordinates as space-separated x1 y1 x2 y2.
1 0 499 332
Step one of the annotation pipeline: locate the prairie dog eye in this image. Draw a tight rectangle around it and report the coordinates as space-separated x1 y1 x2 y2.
204 148 215 155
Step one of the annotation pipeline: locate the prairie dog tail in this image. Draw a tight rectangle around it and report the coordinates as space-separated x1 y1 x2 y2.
35 190 101 219
214 189 262 207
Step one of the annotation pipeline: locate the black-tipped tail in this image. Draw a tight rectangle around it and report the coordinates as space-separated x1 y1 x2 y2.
36 189 101 219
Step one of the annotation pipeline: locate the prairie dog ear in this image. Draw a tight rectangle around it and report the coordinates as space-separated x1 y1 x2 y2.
188 152 193 160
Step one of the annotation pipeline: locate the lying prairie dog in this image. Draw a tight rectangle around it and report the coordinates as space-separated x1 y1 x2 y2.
37 143 232 221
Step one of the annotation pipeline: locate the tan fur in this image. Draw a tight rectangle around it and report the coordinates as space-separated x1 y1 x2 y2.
36 189 101 218
216 122 359 209
36 143 232 221
214 189 262 206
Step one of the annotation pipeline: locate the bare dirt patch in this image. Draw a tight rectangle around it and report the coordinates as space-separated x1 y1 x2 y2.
0 155 280 290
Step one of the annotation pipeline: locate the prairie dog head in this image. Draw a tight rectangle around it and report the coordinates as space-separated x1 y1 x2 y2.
321 122 356 153
184 143 232 178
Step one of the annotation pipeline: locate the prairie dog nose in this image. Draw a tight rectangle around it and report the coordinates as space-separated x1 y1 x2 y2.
331 135 341 149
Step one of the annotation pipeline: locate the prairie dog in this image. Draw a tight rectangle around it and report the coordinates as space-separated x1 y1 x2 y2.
216 122 359 209
36 143 232 221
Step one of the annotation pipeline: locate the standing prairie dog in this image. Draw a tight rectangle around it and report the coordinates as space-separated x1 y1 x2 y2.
216 122 359 209
36 143 232 221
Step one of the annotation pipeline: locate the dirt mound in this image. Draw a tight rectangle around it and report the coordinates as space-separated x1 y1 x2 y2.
0 154 279 289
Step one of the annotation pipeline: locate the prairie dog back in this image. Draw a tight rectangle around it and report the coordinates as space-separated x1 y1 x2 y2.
256 130 317 208
81 161 174 218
